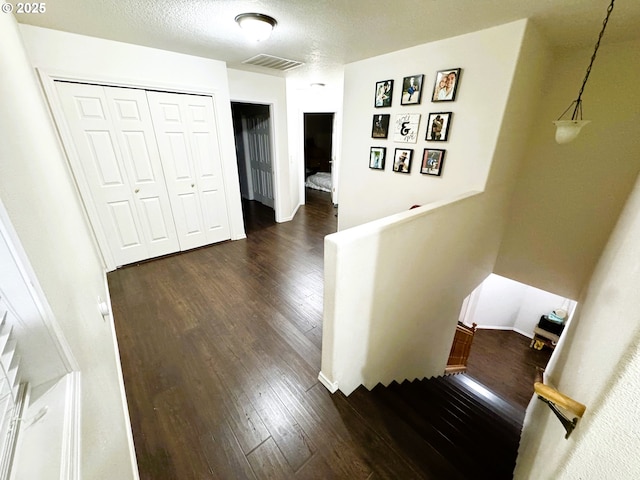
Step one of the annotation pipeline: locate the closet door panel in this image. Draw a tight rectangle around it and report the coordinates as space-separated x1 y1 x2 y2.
109 201 143 247
139 197 173 243
150 105 207 250
54 82 149 266
177 193 203 234
184 96 231 242
103 87 180 257
147 91 230 250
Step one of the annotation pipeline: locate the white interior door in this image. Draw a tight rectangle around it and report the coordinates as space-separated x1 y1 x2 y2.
243 113 274 208
54 82 179 267
147 92 231 248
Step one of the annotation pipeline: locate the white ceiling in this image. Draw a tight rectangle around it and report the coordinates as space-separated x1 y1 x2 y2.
16 0 640 85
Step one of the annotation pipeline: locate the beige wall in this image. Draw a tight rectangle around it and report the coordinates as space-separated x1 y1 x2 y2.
0 12 137 479
515 171 640 478
336 20 532 231
495 39 640 299
321 21 553 395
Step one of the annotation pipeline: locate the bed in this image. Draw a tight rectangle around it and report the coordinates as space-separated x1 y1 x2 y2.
305 172 332 193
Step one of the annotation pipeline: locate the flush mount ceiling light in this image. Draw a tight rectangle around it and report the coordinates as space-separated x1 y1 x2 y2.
235 13 277 42
553 0 616 144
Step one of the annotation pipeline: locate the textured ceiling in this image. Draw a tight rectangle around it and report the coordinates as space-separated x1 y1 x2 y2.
15 0 640 84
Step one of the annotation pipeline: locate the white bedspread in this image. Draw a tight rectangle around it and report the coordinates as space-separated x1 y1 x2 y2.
305 172 332 192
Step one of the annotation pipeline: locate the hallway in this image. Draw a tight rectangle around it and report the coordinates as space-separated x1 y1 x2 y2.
109 189 523 479
109 189 361 479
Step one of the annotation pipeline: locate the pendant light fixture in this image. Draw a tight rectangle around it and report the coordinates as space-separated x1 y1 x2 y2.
553 0 616 144
235 13 277 42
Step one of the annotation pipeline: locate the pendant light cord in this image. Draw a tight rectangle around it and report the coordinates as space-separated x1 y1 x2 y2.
559 0 616 121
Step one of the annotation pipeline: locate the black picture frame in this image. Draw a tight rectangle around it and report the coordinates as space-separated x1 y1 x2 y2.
369 147 386 170
425 112 453 141
421 149 446 176
400 74 424 105
374 79 394 108
431 68 461 102
393 148 413 174
371 114 391 138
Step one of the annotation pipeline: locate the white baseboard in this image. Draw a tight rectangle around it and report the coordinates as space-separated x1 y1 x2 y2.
61 372 81 480
277 202 302 223
103 273 141 480
318 372 338 393
476 324 534 339
513 327 534 339
474 324 513 331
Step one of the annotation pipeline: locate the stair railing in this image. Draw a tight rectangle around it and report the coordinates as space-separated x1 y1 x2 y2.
445 322 477 374
534 368 586 439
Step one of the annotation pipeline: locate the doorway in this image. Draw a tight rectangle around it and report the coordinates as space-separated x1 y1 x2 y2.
303 113 335 201
231 103 275 211
304 113 334 176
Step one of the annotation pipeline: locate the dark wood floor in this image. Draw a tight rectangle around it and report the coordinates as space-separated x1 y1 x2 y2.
109 188 546 479
466 329 552 412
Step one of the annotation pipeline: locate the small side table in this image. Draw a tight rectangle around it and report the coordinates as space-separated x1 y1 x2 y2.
530 326 561 350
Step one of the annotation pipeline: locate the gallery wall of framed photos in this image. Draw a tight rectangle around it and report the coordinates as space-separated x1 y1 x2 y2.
338 20 529 230
370 68 461 177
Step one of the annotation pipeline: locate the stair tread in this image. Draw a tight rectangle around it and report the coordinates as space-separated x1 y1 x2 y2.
359 374 521 480
385 385 519 476
347 385 467 479
441 374 524 428
371 384 480 478
389 380 521 447
407 377 522 439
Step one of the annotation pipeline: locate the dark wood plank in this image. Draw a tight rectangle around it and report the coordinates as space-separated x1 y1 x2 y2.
200 427 258 480
246 438 295 480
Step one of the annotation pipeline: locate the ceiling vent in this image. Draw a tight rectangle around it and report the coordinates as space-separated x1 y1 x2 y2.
242 54 304 71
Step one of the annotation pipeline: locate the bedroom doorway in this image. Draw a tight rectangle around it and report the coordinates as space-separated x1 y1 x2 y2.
304 113 334 198
231 102 275 210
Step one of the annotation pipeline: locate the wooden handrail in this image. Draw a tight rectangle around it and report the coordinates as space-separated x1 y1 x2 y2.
534 382 587 418
534 368 586 439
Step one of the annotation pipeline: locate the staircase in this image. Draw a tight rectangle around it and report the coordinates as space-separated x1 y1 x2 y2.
346 373 524 479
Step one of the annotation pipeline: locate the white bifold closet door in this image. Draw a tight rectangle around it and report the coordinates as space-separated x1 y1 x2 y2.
54 82 231 268
55 82 180 266
146 92 231 249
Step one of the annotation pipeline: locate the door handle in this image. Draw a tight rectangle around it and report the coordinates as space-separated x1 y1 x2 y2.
191 184 195 188
134 188 140 193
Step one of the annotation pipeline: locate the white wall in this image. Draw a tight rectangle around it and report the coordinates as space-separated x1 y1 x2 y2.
19 24 246 244
227 69 293 221
515 172 640 479
337 21 529 230
1 12 136 479
286 73 345 207
322 191 494 395
463 275 527 329
462 274 575 337
495 39 640 300
320 20 553 396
